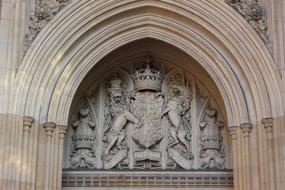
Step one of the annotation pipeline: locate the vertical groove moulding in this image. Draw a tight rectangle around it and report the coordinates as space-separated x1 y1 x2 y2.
21 116 34 190
228 126 239 190
43 122 56 190
262 118 276 190
240 123 253 190
57 125 68 190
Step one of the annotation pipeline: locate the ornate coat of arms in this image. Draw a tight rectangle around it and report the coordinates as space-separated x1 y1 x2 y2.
66 56 226 171
130 65 164 167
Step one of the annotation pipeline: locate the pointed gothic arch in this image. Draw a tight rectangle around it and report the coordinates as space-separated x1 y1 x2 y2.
13 1 284 189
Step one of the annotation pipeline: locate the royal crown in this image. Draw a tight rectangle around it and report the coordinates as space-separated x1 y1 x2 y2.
132 64 163 92
109 74 123 97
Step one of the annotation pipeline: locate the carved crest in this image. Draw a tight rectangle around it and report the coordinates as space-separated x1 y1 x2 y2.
65 57 227 171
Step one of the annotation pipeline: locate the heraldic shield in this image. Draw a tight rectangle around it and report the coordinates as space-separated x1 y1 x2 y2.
131 91 164 162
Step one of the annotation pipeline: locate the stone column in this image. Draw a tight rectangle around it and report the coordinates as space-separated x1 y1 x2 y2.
228 126 239 190
57 125 67 190
21 116 34 189
240 123 253 190
262 118 276 190
43 122 56 190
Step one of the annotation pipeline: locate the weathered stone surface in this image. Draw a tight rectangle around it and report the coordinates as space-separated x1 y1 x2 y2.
64 57 228 171
1 1 285 190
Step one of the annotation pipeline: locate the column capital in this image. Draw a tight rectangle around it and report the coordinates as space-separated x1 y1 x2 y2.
58 125 68 138
228 126 239 140
262 118 273 133
43 122 56 136
23 116 35 126
23 116 35 132
240 123 253 137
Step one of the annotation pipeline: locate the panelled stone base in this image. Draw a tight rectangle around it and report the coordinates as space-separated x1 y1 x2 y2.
62 171 233 189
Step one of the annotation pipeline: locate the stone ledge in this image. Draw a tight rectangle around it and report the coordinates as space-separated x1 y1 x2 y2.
62 171 233 188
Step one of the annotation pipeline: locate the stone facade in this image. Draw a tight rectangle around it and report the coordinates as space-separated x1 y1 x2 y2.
0 1 285 190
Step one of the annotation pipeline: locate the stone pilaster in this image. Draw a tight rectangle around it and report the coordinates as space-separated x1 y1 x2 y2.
43 122 56 190
262 118 276 190
21 116 34 190
228 126 239 190
240 123 253 190
57 125 67 190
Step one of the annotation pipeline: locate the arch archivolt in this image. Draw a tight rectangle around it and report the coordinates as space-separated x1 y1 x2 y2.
17 1 282 124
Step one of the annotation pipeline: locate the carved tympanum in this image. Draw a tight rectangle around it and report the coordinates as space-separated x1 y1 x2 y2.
65 57 228 171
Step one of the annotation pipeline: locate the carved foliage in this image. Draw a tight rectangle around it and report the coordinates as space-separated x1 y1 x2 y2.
24 0 71 54
225 0 270 45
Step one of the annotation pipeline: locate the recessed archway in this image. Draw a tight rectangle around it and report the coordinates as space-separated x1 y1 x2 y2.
13 1 284 190
61 38 233 189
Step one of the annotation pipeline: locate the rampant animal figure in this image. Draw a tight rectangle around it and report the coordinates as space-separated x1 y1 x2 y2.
104 76 139 154
162 85 191 150
105 109 139 154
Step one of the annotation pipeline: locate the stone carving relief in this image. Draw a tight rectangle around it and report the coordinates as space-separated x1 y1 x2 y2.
70 107 96 169
64 57 229 171
23 0 71 54
130 87 164 168
225 0 270 47
162 74 193 169
103 75 139 169
199 108 225 169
